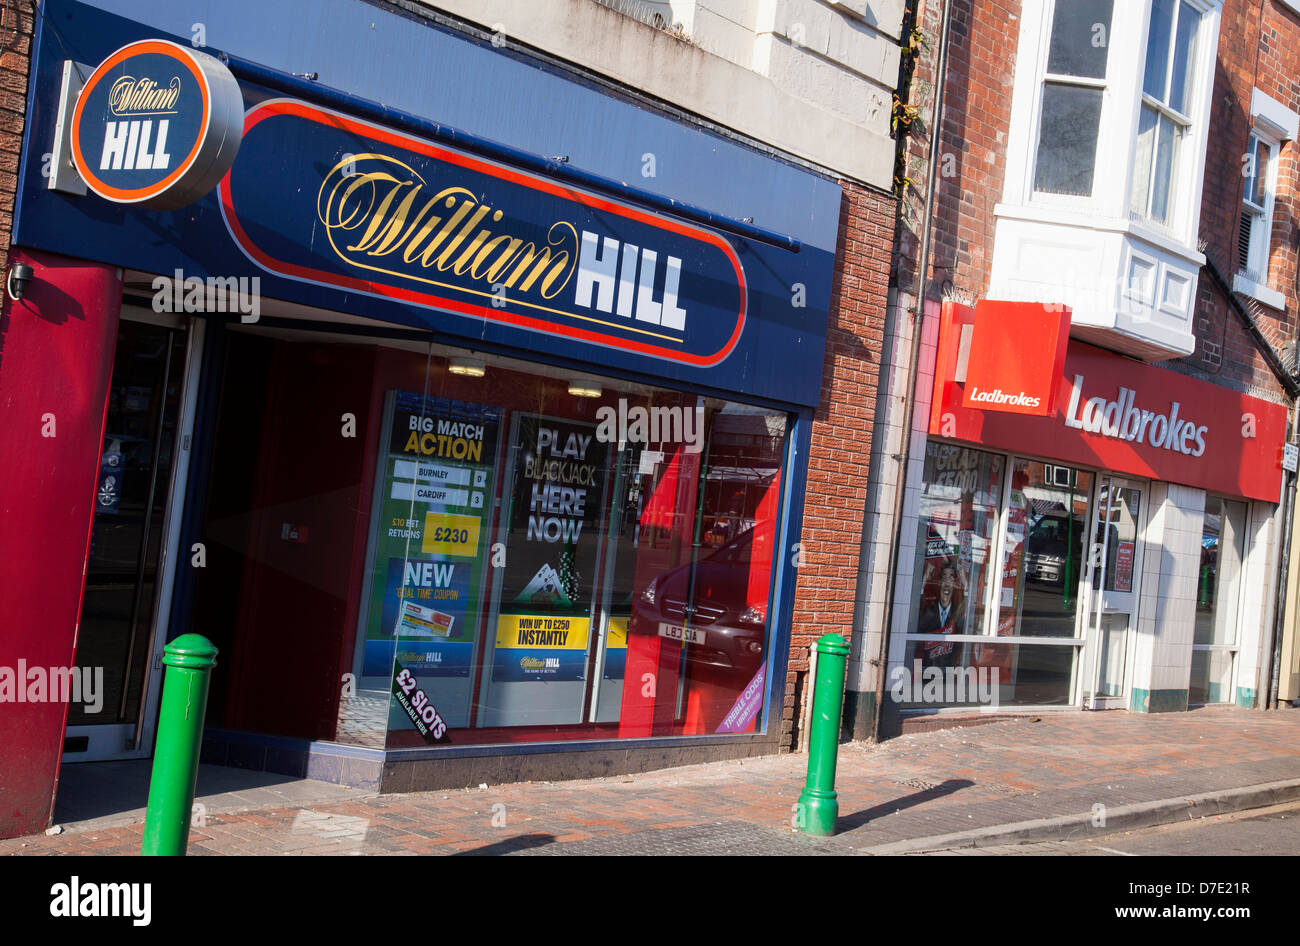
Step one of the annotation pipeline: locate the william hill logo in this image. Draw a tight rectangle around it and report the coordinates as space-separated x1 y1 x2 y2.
222 100 747 367
108 75 181 115
317 154 690 331
99 77 181 170
70 39 243 209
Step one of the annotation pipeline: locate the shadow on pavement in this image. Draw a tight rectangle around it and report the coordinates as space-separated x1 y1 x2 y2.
452 833 557 856
54 759 350 824
834 778 976 832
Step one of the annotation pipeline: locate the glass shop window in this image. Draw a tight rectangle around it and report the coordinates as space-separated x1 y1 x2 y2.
997 459 1094 638
907 444 1005 668
901 449 1088 708
188 326 789 750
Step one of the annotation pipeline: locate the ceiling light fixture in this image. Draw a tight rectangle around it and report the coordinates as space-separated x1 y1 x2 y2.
447 357 486 377
568 380 602 398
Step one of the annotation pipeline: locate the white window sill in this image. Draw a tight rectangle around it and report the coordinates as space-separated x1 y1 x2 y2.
1233 272 1287 311
993 202 1206 266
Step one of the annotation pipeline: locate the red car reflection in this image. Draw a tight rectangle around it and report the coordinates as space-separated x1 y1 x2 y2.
629 522 772 676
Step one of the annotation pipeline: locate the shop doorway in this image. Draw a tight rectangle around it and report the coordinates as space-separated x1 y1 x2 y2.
62 308 204 762
1081 476 1146 709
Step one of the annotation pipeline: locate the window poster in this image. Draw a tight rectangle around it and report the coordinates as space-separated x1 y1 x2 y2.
1114 540 1135 593
492 415 610 683
360 391 501 734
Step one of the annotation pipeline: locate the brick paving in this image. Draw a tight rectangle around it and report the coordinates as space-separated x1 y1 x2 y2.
4 706 1300 856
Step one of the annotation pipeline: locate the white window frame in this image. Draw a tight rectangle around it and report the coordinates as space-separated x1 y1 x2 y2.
1237 133 1279 280
1002 0 1222 253
1126 0 1217 241
1233 89 1297 311
1015 0 1122 211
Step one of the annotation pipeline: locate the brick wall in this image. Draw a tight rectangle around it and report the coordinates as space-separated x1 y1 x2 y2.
0 0 31 272
898 0 1296 400
1181 0 1300 396
895 0 1019 302
783 179 896 749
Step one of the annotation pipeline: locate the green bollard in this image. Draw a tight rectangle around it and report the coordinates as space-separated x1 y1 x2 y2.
141 634 218 856
797 632 851 837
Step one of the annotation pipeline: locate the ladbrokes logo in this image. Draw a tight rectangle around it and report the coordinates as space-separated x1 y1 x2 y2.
108 75 181 116
966 387 1041 409
1064 374 1207 457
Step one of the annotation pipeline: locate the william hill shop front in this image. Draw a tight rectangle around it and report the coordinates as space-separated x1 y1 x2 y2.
887 300 1291 720
0 0 843 828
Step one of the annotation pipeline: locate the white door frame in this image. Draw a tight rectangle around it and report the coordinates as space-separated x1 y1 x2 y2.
1081 474 1148 710
64 309 205 762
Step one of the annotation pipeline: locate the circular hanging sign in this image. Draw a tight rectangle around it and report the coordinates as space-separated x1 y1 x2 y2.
71 39 243 210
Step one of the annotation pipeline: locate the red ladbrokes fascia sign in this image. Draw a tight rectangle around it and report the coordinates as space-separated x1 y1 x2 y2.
931 301 1288 502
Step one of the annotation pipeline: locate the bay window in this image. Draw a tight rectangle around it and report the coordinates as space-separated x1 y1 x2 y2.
991 0 1223 362
1131 0 1207 229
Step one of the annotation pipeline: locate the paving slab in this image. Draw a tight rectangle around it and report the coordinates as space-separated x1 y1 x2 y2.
4 706 1299 855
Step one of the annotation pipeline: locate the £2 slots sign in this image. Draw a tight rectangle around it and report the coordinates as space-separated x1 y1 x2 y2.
392 661 449 742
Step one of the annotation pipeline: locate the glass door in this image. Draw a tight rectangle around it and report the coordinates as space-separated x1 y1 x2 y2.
63 309 203 761
1081 476 1145 709
1190 497 1247 703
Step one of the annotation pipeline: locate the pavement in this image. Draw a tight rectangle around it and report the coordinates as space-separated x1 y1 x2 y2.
5 705 1300 856
921 800 1300 856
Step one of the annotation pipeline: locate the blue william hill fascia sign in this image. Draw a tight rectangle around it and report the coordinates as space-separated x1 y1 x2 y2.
17 12 838 406
220 99 747 370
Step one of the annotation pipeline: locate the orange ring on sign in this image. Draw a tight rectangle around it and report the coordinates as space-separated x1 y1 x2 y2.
71 40 212 203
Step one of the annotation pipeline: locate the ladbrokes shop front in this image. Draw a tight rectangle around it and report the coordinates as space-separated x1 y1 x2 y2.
882 300 1291 722
0 0 844 834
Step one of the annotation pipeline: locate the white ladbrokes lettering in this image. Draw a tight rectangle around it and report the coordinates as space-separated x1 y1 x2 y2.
1064 374 1207 457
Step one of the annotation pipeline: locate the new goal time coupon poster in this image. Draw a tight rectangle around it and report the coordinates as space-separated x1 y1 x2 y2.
362 392 501 683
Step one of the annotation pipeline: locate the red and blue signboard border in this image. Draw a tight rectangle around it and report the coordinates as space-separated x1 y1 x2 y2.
219 98 748 368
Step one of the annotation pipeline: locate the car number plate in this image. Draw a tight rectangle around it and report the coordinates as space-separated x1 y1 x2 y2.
658 622 705 645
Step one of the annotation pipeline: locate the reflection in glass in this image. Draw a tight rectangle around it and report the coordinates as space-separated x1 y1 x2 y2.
1132 107 1181 226
1035 84 1104 197
1046 0 1114 79
1170 3 1200 114
1143 0 1176 99
998 460 1093 638
909 444 1005 668
189 328 789 750
1191 497 1246 703
895 642 1076 708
